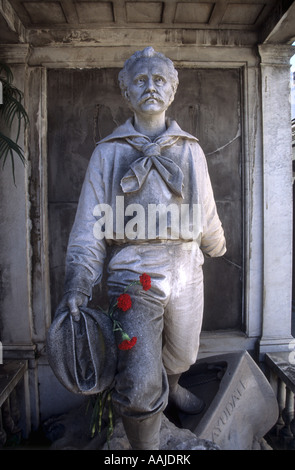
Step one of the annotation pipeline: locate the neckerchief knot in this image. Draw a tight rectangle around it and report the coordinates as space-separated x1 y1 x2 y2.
120 135 184 198
142 142 161 158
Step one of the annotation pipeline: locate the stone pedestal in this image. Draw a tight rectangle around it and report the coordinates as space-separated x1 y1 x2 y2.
42 351 277 451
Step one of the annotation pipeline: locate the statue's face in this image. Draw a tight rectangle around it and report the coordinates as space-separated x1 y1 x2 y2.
125 57 175 116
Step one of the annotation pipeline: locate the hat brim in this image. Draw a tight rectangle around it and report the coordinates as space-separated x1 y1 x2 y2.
46 306 117 395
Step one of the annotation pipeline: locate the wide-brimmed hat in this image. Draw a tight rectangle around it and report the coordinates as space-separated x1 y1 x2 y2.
46 306 117 395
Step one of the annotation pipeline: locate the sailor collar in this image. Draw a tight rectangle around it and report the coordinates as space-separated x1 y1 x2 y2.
98 118 199 145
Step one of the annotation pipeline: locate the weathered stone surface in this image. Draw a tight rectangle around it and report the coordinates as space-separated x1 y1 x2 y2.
43 351 278 451
43 405 219 450
179 351 279 450
102 415 219 451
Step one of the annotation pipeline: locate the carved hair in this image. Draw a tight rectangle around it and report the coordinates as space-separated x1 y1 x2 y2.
118 47 179 97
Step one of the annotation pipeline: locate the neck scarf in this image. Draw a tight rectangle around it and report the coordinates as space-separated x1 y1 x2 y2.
120 134 184 198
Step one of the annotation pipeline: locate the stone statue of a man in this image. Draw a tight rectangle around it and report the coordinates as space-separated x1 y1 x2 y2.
59 47 226 450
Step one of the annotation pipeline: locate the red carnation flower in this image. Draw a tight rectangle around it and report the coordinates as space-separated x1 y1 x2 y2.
118 336 137 351
117 293 132 312
139 273 151 291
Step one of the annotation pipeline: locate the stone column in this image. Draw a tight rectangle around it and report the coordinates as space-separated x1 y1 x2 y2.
0 46 36 432
0 46 33 356
258 44 295 358
0 46 51 429
26 66 51 347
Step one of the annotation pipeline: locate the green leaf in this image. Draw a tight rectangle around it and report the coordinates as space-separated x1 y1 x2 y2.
0 62 29 183
0 132 26 183
0 62 14 84
0 88 29 131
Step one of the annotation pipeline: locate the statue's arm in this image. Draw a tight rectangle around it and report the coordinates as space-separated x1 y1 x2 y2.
198 147 227 258
59 149 107 319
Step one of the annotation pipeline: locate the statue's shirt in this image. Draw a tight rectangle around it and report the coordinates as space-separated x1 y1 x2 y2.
64 118 226 295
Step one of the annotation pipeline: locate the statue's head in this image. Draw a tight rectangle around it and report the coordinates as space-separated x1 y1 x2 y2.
118 47 179 114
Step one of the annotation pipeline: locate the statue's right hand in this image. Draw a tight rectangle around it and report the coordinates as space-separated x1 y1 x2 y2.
59 292 89 322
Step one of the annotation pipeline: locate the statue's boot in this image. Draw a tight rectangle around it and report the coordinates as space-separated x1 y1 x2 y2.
122 413 162 450
168 374 205 414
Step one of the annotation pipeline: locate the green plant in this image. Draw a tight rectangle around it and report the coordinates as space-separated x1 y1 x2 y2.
0 62 29 182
